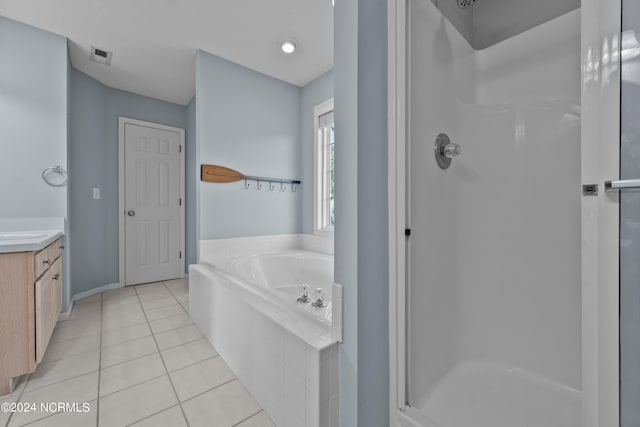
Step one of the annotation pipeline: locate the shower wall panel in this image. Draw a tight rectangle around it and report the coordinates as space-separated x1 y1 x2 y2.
409 0 582 410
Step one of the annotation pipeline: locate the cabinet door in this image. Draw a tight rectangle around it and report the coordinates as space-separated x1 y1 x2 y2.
34 259 60 365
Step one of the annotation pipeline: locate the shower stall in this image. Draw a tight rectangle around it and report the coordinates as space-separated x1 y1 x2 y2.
389 0 626 425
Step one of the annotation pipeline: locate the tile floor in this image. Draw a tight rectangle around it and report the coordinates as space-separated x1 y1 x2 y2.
0 279 275 427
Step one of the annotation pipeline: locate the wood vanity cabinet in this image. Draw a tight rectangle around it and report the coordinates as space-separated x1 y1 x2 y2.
0 239 63 396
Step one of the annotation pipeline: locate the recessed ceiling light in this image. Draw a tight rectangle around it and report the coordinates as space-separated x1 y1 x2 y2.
281 40 296 54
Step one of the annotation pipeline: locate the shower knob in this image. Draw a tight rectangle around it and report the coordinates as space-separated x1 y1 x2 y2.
434 133 461 169
443 143 461 158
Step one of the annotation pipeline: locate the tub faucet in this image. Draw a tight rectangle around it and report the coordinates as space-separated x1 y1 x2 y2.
297 284 311 303
311 288 327 308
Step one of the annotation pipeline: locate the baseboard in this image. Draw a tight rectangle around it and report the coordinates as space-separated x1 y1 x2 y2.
58 282 121 322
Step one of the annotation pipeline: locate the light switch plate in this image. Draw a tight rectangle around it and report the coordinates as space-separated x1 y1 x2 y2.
93 188 101 200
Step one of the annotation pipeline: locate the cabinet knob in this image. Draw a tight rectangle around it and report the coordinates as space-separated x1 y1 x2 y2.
43 259 50 265
52 274 59 280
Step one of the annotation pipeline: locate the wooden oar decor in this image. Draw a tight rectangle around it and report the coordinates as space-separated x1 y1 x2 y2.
201 164 301 191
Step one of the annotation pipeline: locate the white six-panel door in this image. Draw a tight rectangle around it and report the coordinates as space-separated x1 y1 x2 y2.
123 121 183 286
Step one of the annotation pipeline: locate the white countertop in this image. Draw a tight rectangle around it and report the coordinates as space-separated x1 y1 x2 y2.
0 230 64 254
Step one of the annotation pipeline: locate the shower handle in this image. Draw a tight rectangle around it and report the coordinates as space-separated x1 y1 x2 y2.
443 142 461 158
435 133 461 169
604 179 640 191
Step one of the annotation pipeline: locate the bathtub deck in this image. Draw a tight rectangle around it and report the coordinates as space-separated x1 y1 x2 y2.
415 360 581 427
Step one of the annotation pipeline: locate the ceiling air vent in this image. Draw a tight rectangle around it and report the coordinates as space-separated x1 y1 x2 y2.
89 46 112 66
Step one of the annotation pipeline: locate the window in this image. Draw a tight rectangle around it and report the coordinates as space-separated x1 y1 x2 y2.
314 98 335 235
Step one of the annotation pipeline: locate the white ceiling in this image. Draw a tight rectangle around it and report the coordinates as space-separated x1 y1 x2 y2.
0 0 334 105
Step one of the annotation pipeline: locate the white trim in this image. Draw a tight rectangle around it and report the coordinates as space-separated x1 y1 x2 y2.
313 98 335 237
388 0 407 423
118 117 186 287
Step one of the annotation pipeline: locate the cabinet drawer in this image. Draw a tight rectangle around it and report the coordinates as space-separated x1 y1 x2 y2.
34 240 61 280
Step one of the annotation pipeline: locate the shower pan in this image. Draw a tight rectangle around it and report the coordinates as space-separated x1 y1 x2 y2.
388 0 627 425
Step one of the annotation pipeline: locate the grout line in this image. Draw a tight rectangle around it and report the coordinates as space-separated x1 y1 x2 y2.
4 373 32 427
98 373 168 399
179 377 238 405
18 369 100 395
100 319 149 334
18 399 98 427
123 403 181 427
101 333 153 350
134 283 191 427
97 292 103 427
41 340 101 364
164 355 219 375
231 409 265 427
100 347 159 371
157 336 208 353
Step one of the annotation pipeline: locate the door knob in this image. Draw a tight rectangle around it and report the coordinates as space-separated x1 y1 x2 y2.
127 210 136 217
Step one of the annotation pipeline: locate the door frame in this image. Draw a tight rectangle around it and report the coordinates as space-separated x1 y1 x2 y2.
118 116 186 287
387 0 622 426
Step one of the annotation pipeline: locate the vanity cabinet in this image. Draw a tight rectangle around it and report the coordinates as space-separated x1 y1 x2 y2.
0 239 63 396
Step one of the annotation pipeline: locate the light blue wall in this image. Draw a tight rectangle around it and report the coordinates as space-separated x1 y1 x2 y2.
301 70 334 235
335 0 389 425
68 69 109 297
0 16 68 218
356 0 389 424
186 96 197 267
69 69 188 296
195 50 302 239
0 16 71 310
334 0 360 424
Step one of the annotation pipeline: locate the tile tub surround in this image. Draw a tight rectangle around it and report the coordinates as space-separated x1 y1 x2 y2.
1 279 274 427
190 263 339 427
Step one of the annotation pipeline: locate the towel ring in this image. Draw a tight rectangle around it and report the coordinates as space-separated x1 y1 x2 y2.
41 166 68 187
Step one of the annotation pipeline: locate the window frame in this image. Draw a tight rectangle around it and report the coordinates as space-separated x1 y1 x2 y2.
313 98 335 237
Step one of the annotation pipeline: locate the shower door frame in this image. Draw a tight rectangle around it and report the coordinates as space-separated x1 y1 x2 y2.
387 0 622 425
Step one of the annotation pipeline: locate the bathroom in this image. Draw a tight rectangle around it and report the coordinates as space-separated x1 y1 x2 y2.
0 0 637 426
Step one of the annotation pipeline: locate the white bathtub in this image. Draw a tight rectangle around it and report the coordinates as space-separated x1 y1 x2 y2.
190 241 338 427
210 250 334 325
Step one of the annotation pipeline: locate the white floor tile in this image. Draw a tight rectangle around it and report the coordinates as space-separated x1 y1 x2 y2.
237 411 276 427
102 287 136 300
74 294 102 305
101 310 147 332
161 339 217 372
149 312 193 335
182 379 261 427
154 325 203 351
128 405 187 427
42 333 100 363
99 353 166 396
170 356 235 401
10 372 98 426
25 351 99 392
50 318 101 344
140 297 180 312
98 376 177 427
144 304 185 321
101 323 152 348
18 400 96 427
136 287 173 303
100 336 158 368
